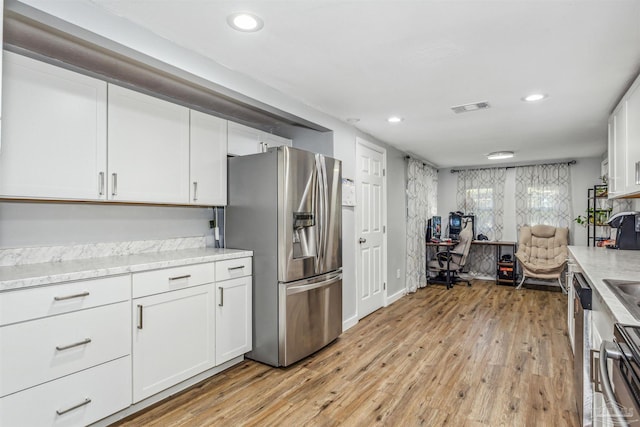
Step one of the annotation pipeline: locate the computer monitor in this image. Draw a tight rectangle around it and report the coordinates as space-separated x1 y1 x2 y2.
431 216 441 239
449 214 462 240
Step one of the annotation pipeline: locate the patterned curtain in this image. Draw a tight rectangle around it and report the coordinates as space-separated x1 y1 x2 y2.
515 164 572 229
405 159 438 293
456 168 507 276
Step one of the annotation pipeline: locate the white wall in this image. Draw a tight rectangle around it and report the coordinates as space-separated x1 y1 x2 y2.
437 156 603 246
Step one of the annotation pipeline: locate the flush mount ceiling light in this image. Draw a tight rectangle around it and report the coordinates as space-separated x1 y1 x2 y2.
387 116 404 123
451 101 491 114
522 93 548 102
227 12 264 32
487 151 514 160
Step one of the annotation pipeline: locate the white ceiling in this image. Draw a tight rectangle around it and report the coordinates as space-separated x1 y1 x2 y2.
81 1 640 167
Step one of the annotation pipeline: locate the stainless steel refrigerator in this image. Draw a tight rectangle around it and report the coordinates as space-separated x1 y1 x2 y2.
226 146 342 367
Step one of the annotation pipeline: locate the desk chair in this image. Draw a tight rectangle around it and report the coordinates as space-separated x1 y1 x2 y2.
515 224 569 293
427 219 473 287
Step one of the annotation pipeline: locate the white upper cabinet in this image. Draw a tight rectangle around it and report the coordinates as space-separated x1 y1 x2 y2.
227 121 291 156
609 103 626 197
625 81 640 194
261 132 293 151
227 121 263 156
190 110 227 206
0 51 107 200
108 85 190 204
0 53 230 206
609 72 640 198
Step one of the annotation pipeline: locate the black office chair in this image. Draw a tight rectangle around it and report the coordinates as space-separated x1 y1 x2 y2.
427 219 474 286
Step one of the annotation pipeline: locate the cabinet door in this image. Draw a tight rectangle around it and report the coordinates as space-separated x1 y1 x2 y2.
261 133 292 151
610 105 627 197
190 111 227 206
108 84 189 204
0 52 107 200
215 276 252 365
626 82 640 194
227 121 262 156
132 284 214 402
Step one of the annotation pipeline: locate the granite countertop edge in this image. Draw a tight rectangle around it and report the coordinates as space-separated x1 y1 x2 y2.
568 245 640 325
0 248 253 292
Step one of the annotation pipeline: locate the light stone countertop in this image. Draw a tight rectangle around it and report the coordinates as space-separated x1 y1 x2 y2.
0 247 253 292
568 246 640 325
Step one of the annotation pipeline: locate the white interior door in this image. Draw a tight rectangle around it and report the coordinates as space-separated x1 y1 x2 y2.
356 138 386 319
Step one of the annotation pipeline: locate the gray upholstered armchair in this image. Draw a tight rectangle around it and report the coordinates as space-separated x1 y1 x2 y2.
515 224 569 292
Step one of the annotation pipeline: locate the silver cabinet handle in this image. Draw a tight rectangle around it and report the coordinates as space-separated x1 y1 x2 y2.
56 398 92 415
219 287 224 307
169 274 191 281
111 173 118 196
227 266 245 271
54 291 90 301
636 161 639 185
56 338 91 351
137 304 143 329
359 237 366 244
98 172 105 196
193 181 198 202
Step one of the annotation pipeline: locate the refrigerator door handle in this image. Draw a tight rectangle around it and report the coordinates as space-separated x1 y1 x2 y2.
285 272 343 295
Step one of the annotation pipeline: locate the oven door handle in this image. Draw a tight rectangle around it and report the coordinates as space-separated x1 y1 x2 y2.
599 340 628 425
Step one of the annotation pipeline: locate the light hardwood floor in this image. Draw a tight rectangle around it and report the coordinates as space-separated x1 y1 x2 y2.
114 281 579 426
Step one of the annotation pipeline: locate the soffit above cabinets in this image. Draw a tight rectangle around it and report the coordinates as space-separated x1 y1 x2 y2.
3 3 330 135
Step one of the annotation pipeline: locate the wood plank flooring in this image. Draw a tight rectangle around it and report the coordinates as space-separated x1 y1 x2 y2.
114 281 579 426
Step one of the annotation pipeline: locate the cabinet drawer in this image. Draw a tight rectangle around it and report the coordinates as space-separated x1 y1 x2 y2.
0 301 130 397
132 262 214 298
215 257 252 282
0 275 130 326
0 356 131 427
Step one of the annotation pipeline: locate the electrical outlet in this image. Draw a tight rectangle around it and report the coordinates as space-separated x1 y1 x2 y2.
396 269 401 279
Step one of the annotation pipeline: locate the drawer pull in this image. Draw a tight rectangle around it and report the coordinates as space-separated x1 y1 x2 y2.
227 266 245 271
137 304 143 329
219 287 224 307
169 274 191 281
53 291 90 301
56 338 92 351
56 398 92 415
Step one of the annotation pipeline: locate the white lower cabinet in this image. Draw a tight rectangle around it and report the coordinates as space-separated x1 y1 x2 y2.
0 356 131 427
0 275 132 427
216 275 252 365
0 301 130 397
132 283 215 402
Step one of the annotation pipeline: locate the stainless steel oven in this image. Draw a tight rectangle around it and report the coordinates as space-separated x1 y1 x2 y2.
599 324 640 426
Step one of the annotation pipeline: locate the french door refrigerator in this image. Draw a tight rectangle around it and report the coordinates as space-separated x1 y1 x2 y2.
227 146 342 367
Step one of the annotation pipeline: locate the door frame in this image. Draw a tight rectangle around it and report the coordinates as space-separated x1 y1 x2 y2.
355 137 388 319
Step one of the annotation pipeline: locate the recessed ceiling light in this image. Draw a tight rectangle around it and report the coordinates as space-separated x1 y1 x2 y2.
387 116 403 123
227 12 264 32
487 151 514 160
522 93 547 102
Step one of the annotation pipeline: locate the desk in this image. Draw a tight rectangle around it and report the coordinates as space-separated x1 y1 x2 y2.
426 241 457 289
471 240 517 286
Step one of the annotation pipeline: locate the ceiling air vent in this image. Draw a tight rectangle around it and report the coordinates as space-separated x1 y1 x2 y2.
451 101 491 114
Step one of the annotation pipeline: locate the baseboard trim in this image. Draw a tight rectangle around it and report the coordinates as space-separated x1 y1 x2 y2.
386 288 406 305
91 356 244 427
343 314 358 332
